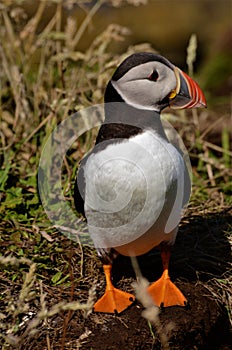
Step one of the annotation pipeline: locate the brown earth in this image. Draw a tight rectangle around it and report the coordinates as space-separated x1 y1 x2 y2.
20 209 231 350
38 282 231 350
26 281 231 350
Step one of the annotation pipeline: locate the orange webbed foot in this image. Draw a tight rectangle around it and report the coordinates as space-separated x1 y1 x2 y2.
147 246 187 308
147 269 187 307
94 264 135 314
94 287 135 314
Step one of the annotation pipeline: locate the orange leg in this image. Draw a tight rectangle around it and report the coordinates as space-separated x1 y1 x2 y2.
94 264 135 314
147 246 187 307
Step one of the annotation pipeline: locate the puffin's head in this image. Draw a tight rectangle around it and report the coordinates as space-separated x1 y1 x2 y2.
105 52 206 112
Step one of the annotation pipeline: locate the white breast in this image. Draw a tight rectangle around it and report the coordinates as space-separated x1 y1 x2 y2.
84 129 187 254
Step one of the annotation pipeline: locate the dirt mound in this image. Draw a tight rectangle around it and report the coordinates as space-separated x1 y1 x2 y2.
34 281 231 350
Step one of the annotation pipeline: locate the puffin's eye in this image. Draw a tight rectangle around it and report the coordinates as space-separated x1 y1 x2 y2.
148 70 159 81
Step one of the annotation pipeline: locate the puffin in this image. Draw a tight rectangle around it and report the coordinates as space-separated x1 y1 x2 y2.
74 52 206 314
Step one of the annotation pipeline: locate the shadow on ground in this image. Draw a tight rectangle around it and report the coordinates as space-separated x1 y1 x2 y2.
113 208 232 283
22 208 232 350
91 208 232 350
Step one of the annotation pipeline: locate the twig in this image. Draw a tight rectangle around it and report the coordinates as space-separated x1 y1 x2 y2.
22 112 54 145
203 140 232 157
60 247 75 350
71 0 104 48
131 257 170 350
199 115 227 141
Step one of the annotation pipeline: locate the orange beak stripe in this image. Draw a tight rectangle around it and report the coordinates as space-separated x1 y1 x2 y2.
181 70 207 108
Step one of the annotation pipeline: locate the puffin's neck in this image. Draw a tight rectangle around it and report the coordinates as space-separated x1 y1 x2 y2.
103 81 167 139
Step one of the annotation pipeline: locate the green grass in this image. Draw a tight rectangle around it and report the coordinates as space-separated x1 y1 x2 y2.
0 1 231 349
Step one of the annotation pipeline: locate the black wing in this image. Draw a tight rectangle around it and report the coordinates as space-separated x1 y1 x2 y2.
74 164 85 218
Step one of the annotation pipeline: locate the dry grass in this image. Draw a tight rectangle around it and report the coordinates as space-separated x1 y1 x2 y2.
131 256 170 350
0 1 231 349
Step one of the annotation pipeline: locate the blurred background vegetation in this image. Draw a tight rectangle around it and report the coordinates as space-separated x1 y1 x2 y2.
0 1 231 348
0 0 231 230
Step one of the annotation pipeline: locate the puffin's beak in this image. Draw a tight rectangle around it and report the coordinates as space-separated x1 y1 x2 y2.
169 67 207 109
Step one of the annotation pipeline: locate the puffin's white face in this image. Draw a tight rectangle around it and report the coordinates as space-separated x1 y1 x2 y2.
111 61 177 112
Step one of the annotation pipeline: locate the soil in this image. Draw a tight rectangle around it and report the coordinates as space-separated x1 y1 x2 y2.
21 210 232 350
49 283 231 350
